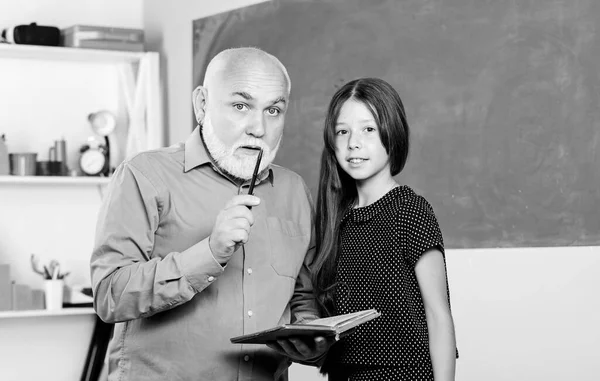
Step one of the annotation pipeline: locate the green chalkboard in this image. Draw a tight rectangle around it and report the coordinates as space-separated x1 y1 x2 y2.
192 0 600 248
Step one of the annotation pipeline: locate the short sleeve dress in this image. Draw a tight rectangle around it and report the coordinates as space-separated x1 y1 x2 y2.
322 185 457 381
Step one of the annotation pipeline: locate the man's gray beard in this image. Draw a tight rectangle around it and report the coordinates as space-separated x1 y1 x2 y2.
201 112 281 180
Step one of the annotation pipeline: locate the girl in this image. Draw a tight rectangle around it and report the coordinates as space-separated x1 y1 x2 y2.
313 78 458 381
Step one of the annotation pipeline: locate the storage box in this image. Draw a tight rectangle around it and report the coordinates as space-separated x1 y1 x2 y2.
31 289 45 310
61 25 144 52
11 282 32 311
0 264 11 311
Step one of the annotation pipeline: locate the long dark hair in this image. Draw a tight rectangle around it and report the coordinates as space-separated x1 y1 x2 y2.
312 77 410 315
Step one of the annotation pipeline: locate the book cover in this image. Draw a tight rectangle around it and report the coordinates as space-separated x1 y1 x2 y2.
230 309 380 344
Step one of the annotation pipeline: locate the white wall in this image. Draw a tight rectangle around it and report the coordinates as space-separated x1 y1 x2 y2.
0 0 142 29
447 246 600 381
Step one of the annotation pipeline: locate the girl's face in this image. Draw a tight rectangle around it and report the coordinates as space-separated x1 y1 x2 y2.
334 99 393 186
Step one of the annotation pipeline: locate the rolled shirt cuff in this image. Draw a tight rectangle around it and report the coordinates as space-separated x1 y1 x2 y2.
177 238 225 292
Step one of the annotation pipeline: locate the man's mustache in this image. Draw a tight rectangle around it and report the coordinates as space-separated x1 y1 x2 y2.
233 140 269 154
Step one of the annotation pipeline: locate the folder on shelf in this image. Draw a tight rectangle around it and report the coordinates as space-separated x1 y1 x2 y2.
230 309 381 344
0 264 11 311
11 282 32 311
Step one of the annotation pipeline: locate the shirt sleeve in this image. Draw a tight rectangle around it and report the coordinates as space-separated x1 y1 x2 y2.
289 179 320 324
289 219 326 367
401 196 445 268
90 161 224 323
289 232 319 324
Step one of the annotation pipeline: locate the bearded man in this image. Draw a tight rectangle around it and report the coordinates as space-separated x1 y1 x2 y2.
91 47 327 381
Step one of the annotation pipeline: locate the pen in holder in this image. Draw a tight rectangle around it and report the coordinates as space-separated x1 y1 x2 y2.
44 278 64 310
30 254 69 310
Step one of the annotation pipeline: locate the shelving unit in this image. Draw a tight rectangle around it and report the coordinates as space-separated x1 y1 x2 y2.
0 43 147 64
0 307 95 319
0 175 111 185
0 43 164 381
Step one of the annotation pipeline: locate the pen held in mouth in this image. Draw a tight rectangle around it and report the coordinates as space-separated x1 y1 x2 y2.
247 148 263 210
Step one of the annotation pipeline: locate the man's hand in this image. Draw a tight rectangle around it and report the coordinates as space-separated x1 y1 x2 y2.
209 195 260 264
266 336 335 363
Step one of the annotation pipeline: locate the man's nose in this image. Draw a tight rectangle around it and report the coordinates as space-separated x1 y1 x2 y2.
245 113 266 138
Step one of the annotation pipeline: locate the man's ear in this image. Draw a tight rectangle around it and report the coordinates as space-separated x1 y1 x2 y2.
192 86 208 124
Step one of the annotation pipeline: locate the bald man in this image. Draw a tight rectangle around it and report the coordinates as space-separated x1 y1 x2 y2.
90 47 328 380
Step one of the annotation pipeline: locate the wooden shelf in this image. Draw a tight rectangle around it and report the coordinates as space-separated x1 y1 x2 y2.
0 43 151 64
0 176 111 185
0 307 96 319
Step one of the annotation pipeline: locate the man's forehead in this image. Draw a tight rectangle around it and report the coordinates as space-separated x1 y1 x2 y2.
218 76 288 103
214 59 287 90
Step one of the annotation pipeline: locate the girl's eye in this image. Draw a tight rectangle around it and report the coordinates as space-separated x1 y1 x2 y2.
335 129 347 135
234 104 248 111
266 107 280 116
365 126 376 132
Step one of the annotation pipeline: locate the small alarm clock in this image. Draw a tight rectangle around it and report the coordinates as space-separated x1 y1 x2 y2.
79 139 108 176
86 110 117 176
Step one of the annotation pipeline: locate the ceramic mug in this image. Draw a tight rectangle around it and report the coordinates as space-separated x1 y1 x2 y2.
9 153 37 176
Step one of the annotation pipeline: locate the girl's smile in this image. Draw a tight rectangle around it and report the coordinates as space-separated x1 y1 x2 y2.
347 157 368 165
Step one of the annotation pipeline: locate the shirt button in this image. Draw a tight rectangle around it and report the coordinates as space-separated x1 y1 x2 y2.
207 276 215 282
247 310 253 317
244 355 250 362
247 268 253 274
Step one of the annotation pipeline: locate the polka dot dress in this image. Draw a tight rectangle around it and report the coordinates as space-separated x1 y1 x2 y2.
323 186 455 381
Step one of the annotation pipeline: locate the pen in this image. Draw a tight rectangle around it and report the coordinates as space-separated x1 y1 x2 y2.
43 266 52 280
52 265 59 280
247 148 263 210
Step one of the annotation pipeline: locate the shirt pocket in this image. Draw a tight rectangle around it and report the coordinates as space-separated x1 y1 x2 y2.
266 216 309 279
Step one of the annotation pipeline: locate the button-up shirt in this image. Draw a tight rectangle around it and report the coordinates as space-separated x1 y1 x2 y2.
90 127 319 381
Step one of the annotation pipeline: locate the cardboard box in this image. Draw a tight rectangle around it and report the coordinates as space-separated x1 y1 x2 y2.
11 283 32 311
31 289 45 310
61 25 144 52
0 264 11 311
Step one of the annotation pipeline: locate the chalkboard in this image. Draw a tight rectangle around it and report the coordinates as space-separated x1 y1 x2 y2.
192 0 600 248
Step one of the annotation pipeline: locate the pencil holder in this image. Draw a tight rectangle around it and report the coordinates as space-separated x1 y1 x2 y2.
44 279 64 310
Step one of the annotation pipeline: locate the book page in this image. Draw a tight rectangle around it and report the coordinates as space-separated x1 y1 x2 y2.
230 309 380 344
307 309 375 328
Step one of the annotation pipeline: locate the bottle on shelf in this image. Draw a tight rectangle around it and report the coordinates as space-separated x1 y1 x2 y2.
0 134 9 175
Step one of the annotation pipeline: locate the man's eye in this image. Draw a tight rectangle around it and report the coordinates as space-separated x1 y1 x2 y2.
234 104 248 111
267 107 280 116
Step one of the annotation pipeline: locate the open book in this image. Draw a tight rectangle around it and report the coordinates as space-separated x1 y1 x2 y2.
230 309 380 344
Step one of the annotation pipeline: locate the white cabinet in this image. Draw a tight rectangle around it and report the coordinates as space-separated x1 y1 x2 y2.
0 307 98 381
0 44 163 381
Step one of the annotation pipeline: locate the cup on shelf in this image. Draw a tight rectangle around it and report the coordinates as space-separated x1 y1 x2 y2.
44 279 64 310
36 161 51 176
49 139 69 176
9 153 37 176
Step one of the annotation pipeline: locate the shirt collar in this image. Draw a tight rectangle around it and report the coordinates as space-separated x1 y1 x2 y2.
184 126 274 186
342 185 412 223
184 126 212 172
